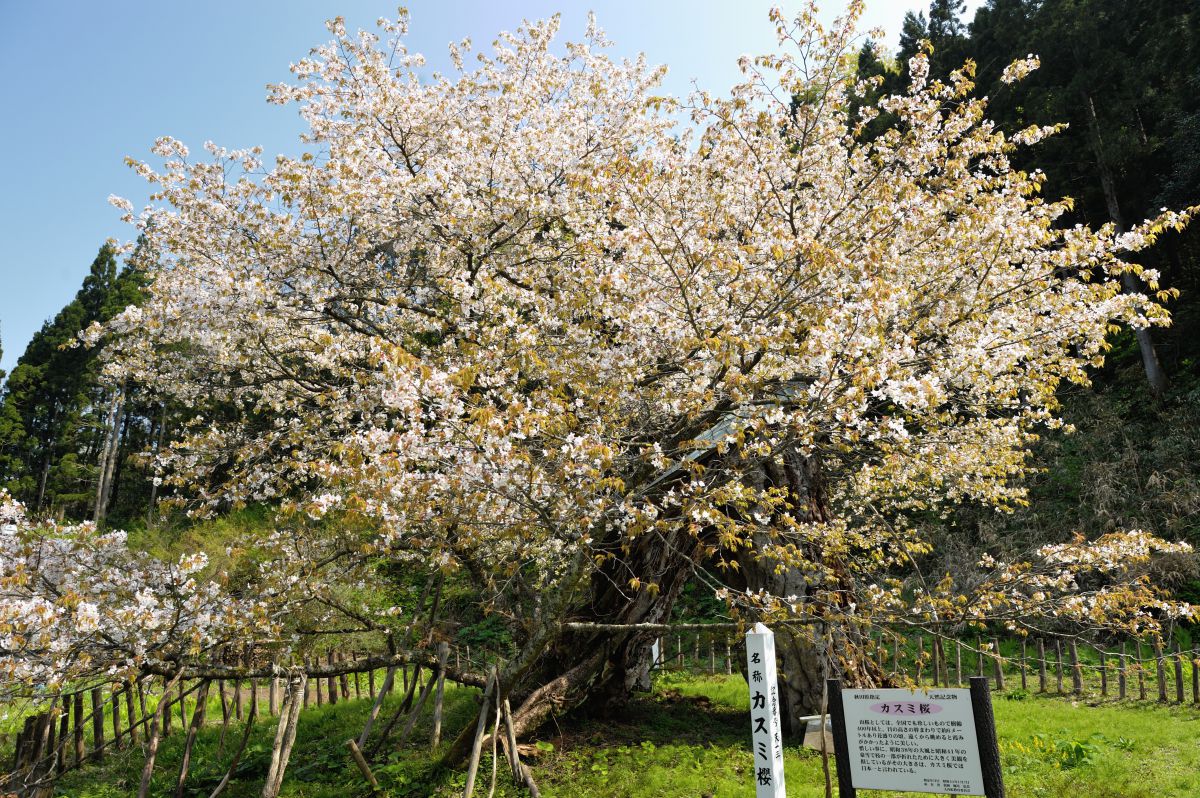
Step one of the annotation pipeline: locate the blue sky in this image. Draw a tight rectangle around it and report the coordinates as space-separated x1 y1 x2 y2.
0 1 981 376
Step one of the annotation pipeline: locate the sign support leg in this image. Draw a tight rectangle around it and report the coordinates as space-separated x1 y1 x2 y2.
824 679 857 798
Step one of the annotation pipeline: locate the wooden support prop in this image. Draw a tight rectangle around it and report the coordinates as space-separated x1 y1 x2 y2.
73 690 86 766
1054 639 1063 694
269 670 280 716
1069 640 1082 695
261 671 307 798
57 693 70 773
709 638 716 675
357 666 397 749
1154 638 1168 703
956 640 963 688
676 635 683 669
354 653 362 699
991 638 1004 691
327 651 339 705
178 678 188 729
347 739 380 791
235 676 245 719
340 652 351 699
725 638 732 675
1019 639 1027 691
125 679 140 746
432 642 449 750
137 670 184 798
1036 639 1046 693
207 682 258 798
1118 644 1127 700
111 683 124 751
502 697 540 796
1099 648 1108 697
463 665 498 798
219 678 231 752
976 638 984 677
893 635 901 680
173 679 211 798
1174 642 1185 704
369 664 376 699
397 663 439 748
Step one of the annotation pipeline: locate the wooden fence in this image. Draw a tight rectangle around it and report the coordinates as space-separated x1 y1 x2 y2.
5 630 1199 795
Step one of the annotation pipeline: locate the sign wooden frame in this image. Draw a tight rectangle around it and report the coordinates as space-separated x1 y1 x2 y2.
826 676 1005 798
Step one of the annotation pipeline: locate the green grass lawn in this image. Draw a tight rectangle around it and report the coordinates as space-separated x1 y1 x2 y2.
47 671 1200 797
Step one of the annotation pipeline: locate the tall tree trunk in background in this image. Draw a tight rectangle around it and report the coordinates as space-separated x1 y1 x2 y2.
104 408 132 519
1086 93 1169 398
147 403 167 522
93 389 124 525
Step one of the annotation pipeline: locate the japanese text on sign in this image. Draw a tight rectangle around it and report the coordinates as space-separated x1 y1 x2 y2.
842 688 985 795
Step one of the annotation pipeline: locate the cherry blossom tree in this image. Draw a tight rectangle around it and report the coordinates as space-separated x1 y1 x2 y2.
90 2 1194 735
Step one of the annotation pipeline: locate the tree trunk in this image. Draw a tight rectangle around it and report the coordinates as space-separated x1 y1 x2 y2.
472 442 869 758
1084 92 1168 398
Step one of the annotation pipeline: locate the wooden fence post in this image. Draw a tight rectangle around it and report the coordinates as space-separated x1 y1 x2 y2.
1069 640 1082 696
1019 639 1027 691
1118 644 1127 700
976 638 984 678
991 638 1004 691
1054 639 1063 694
1137 641 1147 700
1192 650 1199 705
1036 638 1046 693
1154 638 1168 703
1099 648 1108 697
327 651 339 705
955 641 963 688
1173 642 1184 704
725 638 732 675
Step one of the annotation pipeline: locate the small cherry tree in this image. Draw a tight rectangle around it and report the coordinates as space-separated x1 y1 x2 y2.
91 2 1193 734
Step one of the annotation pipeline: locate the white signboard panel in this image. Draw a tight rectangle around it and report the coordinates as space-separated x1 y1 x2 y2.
841 688 984 795
745 623 786 797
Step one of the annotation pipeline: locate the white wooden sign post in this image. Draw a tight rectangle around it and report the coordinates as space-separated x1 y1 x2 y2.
745 623 787 797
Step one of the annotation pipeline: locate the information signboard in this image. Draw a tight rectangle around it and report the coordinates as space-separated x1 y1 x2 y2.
840 687 984 795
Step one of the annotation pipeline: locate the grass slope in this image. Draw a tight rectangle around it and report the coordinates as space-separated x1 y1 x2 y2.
52 673 1200 797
